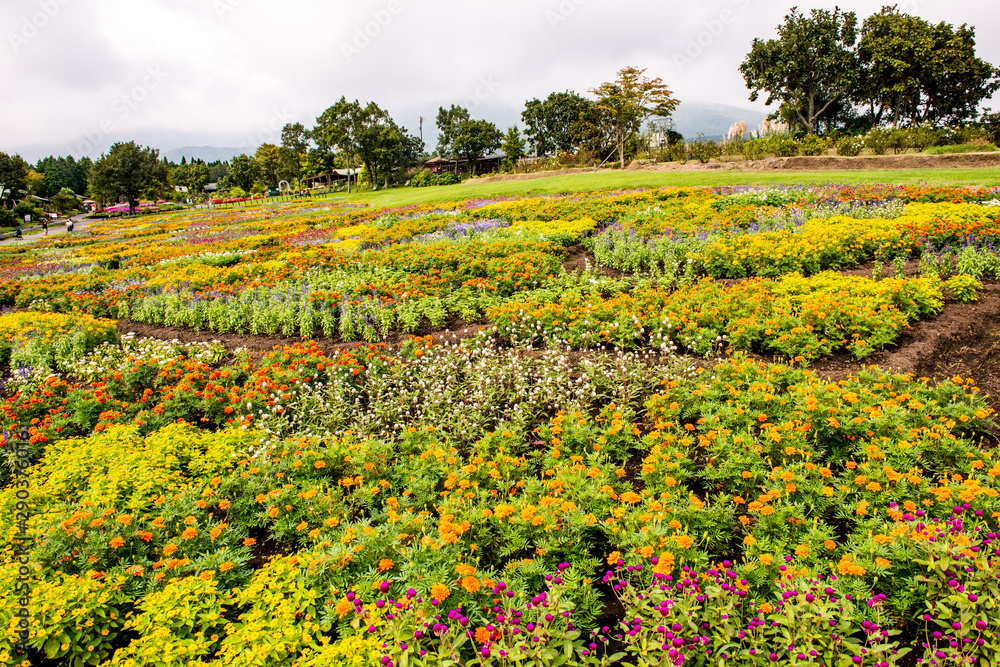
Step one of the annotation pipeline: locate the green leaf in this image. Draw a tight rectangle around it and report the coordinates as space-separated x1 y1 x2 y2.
44 638 61 659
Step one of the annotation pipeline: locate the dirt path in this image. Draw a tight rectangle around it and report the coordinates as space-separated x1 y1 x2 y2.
0 213 91 246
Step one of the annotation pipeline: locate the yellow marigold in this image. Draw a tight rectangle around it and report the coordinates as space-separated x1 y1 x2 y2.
638 545 655 558
268 507 279 518
620 491 641 504
607 551 622 565
494 505 515 519
759 554 773 565
219 562 233 572
743 534 756 546
430 584 450 602
116 515 132 526
874 557 891 569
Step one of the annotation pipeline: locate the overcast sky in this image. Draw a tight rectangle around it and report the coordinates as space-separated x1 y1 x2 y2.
2 0 998 162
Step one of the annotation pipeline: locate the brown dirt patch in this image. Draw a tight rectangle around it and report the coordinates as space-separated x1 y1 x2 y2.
462 168 591 185
562 244 624 279
117 315 489 362
772 152 1000 170
807 279 1000 418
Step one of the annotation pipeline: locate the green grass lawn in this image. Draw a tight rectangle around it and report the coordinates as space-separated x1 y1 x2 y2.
339 166 1000 208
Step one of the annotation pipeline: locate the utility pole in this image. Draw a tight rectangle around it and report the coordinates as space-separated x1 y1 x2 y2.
419 116 424 145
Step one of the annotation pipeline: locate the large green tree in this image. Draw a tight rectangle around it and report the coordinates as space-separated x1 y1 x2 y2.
740 7 859 135
435 105 471 159
313 97 365 193
858 7 999 126
254 143 282 188
280 122 310 187
590 66 679 168
0 152 30 205
521 91 594 156
226 154 259 193
88 142 166 213
453 119 502 175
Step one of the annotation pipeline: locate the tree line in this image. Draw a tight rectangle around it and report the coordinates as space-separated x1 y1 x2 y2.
741 5 1000 135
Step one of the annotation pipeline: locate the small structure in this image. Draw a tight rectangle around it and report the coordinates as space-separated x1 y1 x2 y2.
302 169 357 189
424 153 506 175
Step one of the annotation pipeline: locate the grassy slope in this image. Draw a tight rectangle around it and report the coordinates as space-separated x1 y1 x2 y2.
339 167 1000 209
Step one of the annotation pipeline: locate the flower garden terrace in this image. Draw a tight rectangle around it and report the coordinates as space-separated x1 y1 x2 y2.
3 184 1000 666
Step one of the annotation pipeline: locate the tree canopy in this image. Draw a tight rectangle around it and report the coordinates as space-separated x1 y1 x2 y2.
521 92 594 156
590 66 679 168
88 142 166 213
858 6 1000 127
0 152 30 204
740 7 859 135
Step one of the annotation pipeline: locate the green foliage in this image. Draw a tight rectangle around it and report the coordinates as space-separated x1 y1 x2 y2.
739 138 769 161
945 274 981 302
686 134 721 163
865 127 892 155
836 136 865 156
798 135 829 156
768 135 801 157
89 142 167 213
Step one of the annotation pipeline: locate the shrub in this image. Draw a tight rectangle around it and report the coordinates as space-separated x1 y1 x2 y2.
908 123 940 151
836 136 864 156
945 274 981 302
768 135 800 157
739 138 768 161
409 169 437 187
436 171 459 186
925 143 999 155
686 134 721 163
799 135 829 156
865 127 892 155
0 208 14 227
886 127 911 154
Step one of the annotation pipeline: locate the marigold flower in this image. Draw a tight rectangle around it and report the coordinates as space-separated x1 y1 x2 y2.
475 627 492 644
378 558 394 572
181 527 197 540
243 537 256 547
109 536 124 549
461 576 480 594
430 583 450 601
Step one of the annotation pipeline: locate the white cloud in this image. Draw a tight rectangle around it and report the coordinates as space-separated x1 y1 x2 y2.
2 0 998 161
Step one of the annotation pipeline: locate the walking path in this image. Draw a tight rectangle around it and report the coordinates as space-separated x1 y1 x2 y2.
0 213 92 246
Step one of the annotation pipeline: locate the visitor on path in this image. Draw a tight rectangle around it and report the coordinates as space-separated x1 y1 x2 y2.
67 220 74 233
42 220 48 236
15 227 22 242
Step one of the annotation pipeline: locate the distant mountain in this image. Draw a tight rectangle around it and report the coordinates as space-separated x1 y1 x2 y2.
669 102 770 141
164 146 244 163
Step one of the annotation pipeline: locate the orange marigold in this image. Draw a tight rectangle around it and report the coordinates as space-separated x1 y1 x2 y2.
430 583 450 602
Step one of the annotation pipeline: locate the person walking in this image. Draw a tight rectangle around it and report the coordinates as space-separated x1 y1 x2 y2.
67 220 74 233
42 219 48 236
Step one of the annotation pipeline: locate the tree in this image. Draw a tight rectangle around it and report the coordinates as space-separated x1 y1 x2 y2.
354 102 423 188
88 141 165 213
313 97 364 193
280 122 310 188
453 119 502 175
0 152 30 205
254 143 282 188
501 126 526 172
184 161 210 195
740 7 859 135
861 8 1000 127
226 154 259 193
521 92 594 156
590 66 680 168
435 105 471 158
